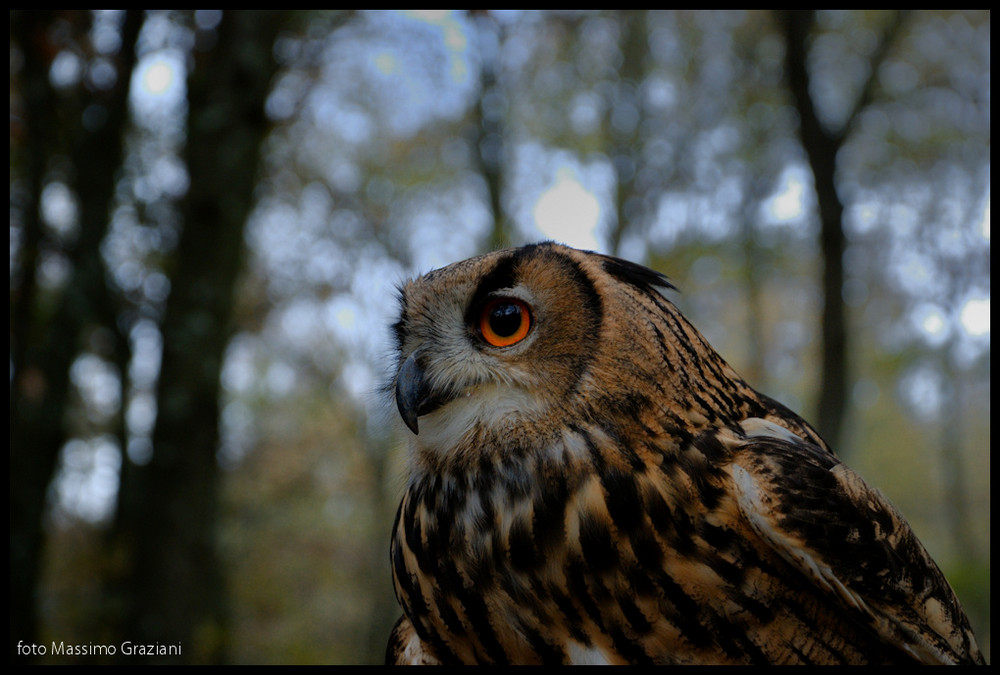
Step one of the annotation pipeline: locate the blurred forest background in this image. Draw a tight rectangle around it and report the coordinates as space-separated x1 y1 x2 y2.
9 9 989 665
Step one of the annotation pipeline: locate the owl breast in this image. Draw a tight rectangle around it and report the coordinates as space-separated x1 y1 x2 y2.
393 420 725 664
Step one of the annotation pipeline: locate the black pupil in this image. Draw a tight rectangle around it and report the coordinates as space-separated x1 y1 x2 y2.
489 303 523 337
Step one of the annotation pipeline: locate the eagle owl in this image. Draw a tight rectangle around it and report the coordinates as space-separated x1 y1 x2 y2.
385 242 984 665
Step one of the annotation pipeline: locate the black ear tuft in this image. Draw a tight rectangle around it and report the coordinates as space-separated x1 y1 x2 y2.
599 255 677 294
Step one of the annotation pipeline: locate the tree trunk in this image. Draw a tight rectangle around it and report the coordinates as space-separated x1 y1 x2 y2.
778 10 907 454
779 10 849 452
112 11 289 663
10 10 143 659
608 10 647 256
470 11 509 251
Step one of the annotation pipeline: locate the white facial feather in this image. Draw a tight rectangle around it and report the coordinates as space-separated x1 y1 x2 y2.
414 382 548 455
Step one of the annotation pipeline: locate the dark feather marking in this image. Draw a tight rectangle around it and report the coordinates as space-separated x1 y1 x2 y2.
566 555 608 629
642 480 695 556
431 583 467 643
533 476 569 555
508 517 537 571
710 613 772 665
402 493 435 577
523 625 565 665
455 587 509 664
549 586 590 645
629 526 664 572
606 620 656 664
651 570 717 649
578 511 618 572
411 602 461 664
600 468 645 534
616 588 654 635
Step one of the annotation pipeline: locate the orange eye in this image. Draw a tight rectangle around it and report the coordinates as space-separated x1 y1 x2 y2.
479 298 532 347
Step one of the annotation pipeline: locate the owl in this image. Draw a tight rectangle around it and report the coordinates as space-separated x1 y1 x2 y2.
385 242 985 665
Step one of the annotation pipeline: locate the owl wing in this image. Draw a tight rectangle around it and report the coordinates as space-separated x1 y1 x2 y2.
720 418 984 665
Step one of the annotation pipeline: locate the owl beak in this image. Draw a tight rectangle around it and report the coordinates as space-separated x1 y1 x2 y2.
395 348 432 435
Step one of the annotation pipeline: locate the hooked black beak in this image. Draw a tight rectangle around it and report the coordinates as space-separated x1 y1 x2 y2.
394 349 450 435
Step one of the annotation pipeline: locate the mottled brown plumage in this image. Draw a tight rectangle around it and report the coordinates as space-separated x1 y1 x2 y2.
385 242 984 665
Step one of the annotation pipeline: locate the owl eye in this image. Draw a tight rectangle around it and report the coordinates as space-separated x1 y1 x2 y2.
479 298 532 347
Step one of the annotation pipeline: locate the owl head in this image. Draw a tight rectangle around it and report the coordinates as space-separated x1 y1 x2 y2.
387 242 768 465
